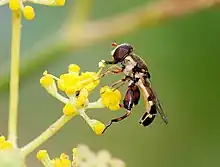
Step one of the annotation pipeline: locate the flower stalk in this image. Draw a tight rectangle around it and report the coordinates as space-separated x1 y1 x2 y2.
8 11 22 147
21 114 75 158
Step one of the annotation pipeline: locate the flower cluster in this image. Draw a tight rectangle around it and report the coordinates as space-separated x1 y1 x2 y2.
0 0 65 20
37 144 126 167
40 63 122 135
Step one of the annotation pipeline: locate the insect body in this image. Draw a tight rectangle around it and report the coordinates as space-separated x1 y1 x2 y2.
101 42 168 133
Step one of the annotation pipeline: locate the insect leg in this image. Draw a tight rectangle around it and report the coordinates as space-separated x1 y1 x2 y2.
102 109 131 134
138 79 157 126
102 82 140 133
100 65 123 78
104 60 117 64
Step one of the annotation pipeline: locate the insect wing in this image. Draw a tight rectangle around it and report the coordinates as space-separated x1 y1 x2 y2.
139 76 168 125
154 95 168 124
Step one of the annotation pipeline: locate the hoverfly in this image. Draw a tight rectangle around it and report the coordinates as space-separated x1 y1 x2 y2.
100 42 168 133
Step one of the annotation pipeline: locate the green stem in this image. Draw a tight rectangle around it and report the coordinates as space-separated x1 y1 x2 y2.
21 115 75 157
8 11 22 147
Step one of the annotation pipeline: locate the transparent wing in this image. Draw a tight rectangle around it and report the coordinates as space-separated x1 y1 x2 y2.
140 76 168 125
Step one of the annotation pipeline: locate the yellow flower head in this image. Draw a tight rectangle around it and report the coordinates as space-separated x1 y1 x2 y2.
100 86 121 111
63 103 77 116
40 71 54 88
53 153 71 167
0 136 13 150
36 150 48 161
23 5 35 20
37 150 54 167
9 0 20 11
90 119 106 135
40 71 57 96
6 0 66 20
68 64 80 74
37 145 126 167
58 73 82 95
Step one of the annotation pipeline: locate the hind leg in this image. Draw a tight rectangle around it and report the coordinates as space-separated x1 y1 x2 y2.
102 109 131 133
102 82 140 133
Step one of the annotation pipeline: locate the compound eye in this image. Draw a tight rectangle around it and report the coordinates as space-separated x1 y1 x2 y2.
113 44 133 62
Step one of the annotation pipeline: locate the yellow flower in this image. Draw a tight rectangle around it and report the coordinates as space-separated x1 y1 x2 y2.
68 64 80 73
37 150 53 167
90 119 106 135
75 88 89 108
37 145 126 167
23 5 35 20
100 86 121 111
36 150 48 161
53 153 71 167
9 0 20 11
54 0 66 6
0 136 13 150
40 71 57 96
58 73 82 95
3 0 66 20
63 103 77 116
40 71 54 88
0 141 13 150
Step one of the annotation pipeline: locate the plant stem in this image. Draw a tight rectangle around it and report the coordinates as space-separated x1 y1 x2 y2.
8 11 22 146
21 115 75 158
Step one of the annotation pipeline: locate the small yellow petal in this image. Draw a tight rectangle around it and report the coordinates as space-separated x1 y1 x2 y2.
55 0 65 6
0 141 13 150
63 103 77 116
68 64 80 73
53 153 71 167
40 74 54 88
36 150 48 160
91 120 105 135
23 5 35 20
100 86 121 111
9 0 20 11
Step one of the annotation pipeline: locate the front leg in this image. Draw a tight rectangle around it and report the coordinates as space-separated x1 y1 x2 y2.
100 65 123 78
104 60 117 65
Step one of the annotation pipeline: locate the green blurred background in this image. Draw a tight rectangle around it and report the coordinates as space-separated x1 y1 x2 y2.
1 0 220 167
